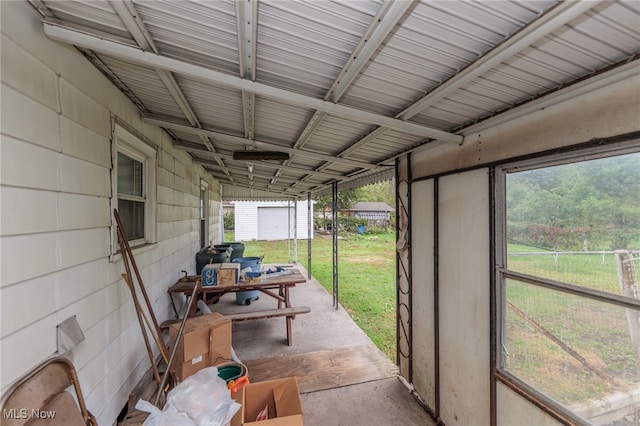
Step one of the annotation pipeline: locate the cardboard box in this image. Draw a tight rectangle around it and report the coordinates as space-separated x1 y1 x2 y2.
202 263 224 286
202 263 240 286
231 377 303 426
168 312 232 381
220 263 241 286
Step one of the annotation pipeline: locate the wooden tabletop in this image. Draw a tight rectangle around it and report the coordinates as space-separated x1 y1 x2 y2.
168 270 307 294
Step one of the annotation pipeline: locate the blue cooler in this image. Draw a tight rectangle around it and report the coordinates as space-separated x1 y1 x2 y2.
201 263 221 286
233 256 263 305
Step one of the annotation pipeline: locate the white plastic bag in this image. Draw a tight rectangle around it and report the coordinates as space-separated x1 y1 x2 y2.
136 400 197 426
169 367 240 426
137 367 240 426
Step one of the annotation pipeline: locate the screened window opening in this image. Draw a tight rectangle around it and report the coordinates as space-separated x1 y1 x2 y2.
497 149 640 424
199 181 208 248
118 152 145 241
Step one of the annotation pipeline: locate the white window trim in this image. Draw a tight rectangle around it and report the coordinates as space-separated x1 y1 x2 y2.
200 179 209 248
110 123 157 258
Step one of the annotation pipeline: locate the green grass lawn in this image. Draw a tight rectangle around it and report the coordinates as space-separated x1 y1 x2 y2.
505 246 638 404
225 231 397 360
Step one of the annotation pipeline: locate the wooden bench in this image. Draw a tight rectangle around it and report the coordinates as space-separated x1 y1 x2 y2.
160 306 311 346
226 306 311 346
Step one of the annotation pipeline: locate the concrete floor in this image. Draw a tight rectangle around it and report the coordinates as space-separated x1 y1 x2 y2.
210 264 436 426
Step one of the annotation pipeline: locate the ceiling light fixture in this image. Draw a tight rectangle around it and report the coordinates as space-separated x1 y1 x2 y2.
233 150 290 161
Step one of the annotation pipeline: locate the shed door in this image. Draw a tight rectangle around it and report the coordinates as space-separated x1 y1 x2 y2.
257 207 293 240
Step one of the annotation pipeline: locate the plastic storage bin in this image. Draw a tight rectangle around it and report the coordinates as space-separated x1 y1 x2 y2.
233 256 263 305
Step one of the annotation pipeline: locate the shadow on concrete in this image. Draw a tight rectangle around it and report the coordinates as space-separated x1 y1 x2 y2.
209 264 436 426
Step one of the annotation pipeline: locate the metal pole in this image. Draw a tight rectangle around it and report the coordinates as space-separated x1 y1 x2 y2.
154 282 198 406
114 209 168 361
307 192 312 280
287 200 291 263
332 182 339 310
294 199 298 263
122 273 161 385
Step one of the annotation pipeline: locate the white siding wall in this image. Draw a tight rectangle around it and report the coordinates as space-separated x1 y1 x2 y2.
233 201 259 242
0 2 220 424
233 201 313 241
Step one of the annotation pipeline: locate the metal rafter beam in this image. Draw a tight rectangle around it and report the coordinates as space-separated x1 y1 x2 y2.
110 1 221 159
282 1 415 183
235 0 258 140
293 111 327 149
396 0 597 120
327 0 415 103
235 0 257 81
241 92 256 140
282 0 412 169
198 163 303 185
109 1 155 51
42 22 462 144
144 116 380 170
209 172 291 190
213 174 318 194
181 145 348 180
220 179 296 195
338 127 390 158
301 0 597 178
219 177 311 197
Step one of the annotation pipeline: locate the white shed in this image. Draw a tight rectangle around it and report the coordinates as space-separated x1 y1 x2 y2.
233 201 313 241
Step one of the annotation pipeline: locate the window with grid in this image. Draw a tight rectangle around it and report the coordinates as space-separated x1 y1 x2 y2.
200 180 209 248
495 145 640 424
112 123 156 251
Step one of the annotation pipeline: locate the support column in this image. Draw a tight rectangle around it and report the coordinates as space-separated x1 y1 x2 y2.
332 181 339 310
308 192 312 280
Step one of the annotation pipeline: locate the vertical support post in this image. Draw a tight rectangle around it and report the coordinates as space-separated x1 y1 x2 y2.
395 159 400 366
308 192 312 280
396 156 412 387
332 181 339 310
294 199 298 263
219 184 225 242
287 200 291 263
433 176 440 417
616 250 640 375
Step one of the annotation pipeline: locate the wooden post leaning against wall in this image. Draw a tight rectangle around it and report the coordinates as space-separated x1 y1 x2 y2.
616 250 640 375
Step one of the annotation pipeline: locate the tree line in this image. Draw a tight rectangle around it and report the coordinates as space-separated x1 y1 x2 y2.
314 180 395 233
507 152 640 251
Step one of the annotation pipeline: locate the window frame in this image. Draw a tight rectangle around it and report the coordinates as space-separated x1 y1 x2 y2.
111 122 157 256
493 139 640 423
200 179 209 249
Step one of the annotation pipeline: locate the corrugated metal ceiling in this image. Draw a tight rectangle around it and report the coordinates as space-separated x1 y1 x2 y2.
27 0 640 200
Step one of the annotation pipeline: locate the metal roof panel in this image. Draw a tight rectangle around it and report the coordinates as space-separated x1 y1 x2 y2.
29 0 639 200
134 0 239 73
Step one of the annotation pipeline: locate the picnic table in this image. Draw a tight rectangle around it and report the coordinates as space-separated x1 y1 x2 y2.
166 270 309 345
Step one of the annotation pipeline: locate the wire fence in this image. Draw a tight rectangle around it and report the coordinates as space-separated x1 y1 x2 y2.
507 249 640 295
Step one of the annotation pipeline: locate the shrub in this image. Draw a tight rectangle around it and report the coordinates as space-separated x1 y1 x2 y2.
223 212 234 230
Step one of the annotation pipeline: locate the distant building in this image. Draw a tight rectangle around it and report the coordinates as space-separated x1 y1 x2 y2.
345 202 394 222
233 200 314 241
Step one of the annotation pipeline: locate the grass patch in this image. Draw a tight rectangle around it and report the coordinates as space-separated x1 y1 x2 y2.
224 231 397 359
506 247 639 404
